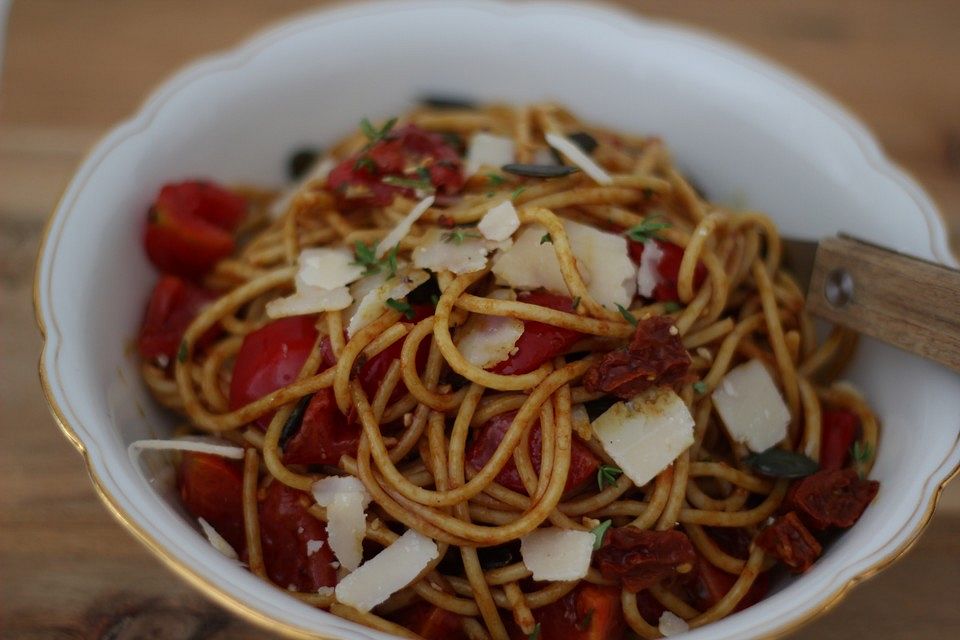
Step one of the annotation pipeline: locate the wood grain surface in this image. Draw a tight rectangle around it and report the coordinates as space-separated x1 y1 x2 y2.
1 1 958 639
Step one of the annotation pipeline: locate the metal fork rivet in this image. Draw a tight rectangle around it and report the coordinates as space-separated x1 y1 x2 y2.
825 268 854 307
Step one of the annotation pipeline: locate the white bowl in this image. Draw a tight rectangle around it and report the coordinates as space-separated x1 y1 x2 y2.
35 1 960 638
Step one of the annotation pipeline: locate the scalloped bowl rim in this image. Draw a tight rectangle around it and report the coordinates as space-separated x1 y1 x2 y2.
35 2 960 640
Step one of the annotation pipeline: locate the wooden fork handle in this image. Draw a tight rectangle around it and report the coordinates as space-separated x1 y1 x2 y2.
806 236 960 372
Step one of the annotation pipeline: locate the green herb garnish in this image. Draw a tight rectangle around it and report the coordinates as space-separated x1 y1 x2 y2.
384 246 399 278
616 303 638 327
177 341 188 363
382 175 435 193
597 465 622 490
591 519 613 550
442 229 482 245
360 116 397 147
663 301 682 313
511 186 527 200
430 293 440 307
527 623 541 640
625 215 671 242
743 448 819 479
353 242 398 277
540 233 552 245
851 441 873 478
571 296 581 310
693 381 708 394
385 297 415 319
486 172 506 187
354 156 376 172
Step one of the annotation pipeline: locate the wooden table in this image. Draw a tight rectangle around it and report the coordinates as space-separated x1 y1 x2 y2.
2 1 958 638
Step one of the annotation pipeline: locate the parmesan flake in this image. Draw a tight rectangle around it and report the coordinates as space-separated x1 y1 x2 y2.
334 529 439 612
376 195 435 259
520 528 594 581
128 437 244 461
712 360 790 452
466 133 515 176
346 268 429 337
478 200 520 242
198 517 239 560
545 132 613 185
312 476 372 572
658 611 690 637
591 388 694 487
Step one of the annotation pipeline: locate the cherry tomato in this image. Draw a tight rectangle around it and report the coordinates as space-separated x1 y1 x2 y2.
229 316 319 429
628 239 707 303
491 292 583 375
535 583 626 640
391 603 467 640
138 275 220 364
690 555 768 612
327 125 464 209
177 452 245 552
820 409 860 471
144 181 246 278
466 410 599 494
282 388 360 466
258 481 337 591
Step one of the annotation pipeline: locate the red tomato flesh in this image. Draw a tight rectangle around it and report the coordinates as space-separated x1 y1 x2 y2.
258 481 337 591
229 316 319 429
138 275 220 363
282 388 360 466
466 410 599 494
327 125 464 209
177 452 245 552
690 555 768 613
144 180 246 278
536 583 626 640
628 239 707 303
491 292 583 375
819 409 860 471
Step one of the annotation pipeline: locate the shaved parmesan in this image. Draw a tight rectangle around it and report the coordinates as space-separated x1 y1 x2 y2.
491 219 636 309
466 133 515 176
545 132 613 185
478 201 520 242
533 147 558 165
128 437 244 460
376 195 435 259
266 247 362 319
306 539 325 557
265 285 352 319
712 360 790 452
456 290 524 369
334 529 439 612
636 239 665 298
298 248 364 289
198 517 238 560
591 388 694 487
346 268 429 337
520 528 594 581
312 476 371 571
269 156 336 218
412 228 505 275
658 611 690 637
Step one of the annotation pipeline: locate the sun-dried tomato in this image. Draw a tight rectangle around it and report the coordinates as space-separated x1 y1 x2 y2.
755 512 822 573
783 469 879 531
583 316 691 399
595 526 697 592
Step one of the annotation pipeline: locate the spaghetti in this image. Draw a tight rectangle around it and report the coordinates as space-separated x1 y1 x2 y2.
135 102 880 640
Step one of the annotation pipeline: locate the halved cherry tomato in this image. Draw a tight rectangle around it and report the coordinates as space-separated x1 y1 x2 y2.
259 481 337 591
491 292 583 375
144 181 246 278
820 409 860 471
690 555 768 613
229 316 319 429
391 603 467 640
138 275 220 363
466 410 599 494
628 239 707 303
177 452 245 552
328 125 464 209
536 583 626 640
282 388 360 466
